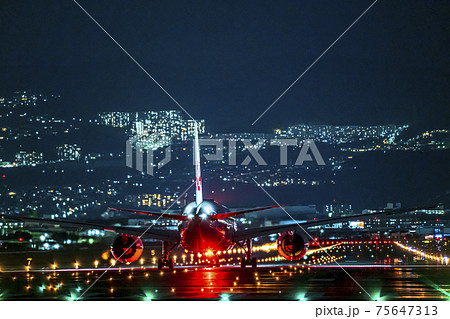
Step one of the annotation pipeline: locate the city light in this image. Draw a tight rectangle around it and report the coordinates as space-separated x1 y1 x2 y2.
395 242 449 264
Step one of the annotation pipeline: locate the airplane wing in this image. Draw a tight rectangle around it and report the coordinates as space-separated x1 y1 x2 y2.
210 205 280 220
232 206 437 242
108 207 187 221
0 214 180 242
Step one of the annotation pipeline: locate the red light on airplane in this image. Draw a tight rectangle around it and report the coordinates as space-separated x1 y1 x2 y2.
2 175 5 178
18 238 23 242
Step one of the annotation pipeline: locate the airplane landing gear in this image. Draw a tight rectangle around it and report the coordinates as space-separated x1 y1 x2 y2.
213 255 221 268
251 257 257 269
239 239 257 269
158 241 177 270
240 257 257 269
157 257 174 270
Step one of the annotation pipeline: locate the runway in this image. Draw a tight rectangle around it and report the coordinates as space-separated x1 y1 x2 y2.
0 242 449 300
0 264 449 301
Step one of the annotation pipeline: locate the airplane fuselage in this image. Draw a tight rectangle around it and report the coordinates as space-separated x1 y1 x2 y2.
179 217 236 253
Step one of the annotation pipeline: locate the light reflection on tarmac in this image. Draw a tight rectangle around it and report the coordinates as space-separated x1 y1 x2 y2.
0 264 449 300
0 242 449 300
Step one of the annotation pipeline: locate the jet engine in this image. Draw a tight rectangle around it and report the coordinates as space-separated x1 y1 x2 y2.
277 232 308 261
110 234 143 264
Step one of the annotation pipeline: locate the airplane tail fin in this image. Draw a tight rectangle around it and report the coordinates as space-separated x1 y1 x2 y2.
194 122 203 206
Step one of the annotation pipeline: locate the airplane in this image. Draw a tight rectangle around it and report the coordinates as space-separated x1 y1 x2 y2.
0 123 437 270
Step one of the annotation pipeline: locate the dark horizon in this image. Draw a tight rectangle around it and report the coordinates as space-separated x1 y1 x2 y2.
1 0 449 132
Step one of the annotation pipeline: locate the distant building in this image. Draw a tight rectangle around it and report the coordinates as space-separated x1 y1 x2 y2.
56 144 81 161
0 91 38 108
98 112 131 127
14 151 43 166
125 193 182 209
99 110 205 150
323 203 353 217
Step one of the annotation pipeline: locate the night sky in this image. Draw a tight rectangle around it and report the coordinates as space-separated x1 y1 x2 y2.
1 0 449 132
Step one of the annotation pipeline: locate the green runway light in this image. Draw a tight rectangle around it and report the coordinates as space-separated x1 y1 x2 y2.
143 290 154 301
220 294 230 301
66 292 78 301
372 288 385 301
297 292 307 301
422 279 449 300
